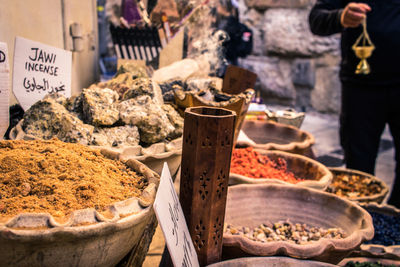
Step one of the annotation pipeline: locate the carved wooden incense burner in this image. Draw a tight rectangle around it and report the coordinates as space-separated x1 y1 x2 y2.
180 106 236 266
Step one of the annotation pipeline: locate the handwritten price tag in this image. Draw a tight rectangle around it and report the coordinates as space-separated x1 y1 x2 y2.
154 163 199 267
0 42 10 139
12 36 72 110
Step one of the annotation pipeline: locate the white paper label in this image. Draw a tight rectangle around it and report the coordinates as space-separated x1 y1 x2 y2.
12 36 72 111
154 163 199 267
0 42 10 139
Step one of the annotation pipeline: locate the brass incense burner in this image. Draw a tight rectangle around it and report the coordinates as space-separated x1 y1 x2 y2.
352 18 375 75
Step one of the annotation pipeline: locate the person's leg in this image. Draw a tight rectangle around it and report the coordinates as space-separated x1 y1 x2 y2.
386 87 400 208
339 82 386 174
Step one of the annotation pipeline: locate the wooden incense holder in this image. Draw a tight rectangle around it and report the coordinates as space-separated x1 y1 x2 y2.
179 106 236 266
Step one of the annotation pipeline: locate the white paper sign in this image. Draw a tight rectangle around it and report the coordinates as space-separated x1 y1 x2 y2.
12 36 72 111
0 42 10 139
154 163 199 267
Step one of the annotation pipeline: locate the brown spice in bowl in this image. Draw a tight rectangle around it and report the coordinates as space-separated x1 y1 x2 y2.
326 173 383 198
0 139 147 219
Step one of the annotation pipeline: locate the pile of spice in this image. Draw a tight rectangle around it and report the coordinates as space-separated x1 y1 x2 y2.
365 211 400 246
230 147 303 183
345 261 397 267
326 171 384 198
0 139 147 219
225 221 346 244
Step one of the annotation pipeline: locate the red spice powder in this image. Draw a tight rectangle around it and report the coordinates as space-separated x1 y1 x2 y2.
230 147 304 183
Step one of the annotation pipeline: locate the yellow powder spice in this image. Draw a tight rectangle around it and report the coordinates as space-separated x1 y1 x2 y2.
0 139 147 218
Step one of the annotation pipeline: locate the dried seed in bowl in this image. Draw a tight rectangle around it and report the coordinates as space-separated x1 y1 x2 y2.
326 172 384 198
230 227 240 235
225 221 346 244
243 226 250 234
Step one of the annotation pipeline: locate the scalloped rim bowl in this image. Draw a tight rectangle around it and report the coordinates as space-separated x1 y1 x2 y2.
237 120 315 154
356 202 400 261
9 119 182 177
338 257 400 266
207 256 338 267
223 184 374 264
327 167 389 204
229 149 333 191
0 149 160 267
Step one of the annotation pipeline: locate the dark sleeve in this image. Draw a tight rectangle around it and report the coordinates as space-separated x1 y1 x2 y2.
309 0 344 36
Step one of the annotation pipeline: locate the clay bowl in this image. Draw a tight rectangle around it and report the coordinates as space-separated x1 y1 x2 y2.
350 203 400 261
207 256 338 267
237 120 315 156
106 137 182 179
339 257 400 266
0 149 159 267
229 149 332 191
9 119 182 179
326 167 389 204
223 184 374 264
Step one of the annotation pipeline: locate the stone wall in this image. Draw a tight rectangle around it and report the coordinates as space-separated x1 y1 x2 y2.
236 0 342 114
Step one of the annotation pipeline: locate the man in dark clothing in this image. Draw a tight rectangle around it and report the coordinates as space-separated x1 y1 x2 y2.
309 1 400 208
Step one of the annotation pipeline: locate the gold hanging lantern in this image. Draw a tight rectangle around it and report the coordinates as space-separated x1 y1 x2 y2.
352 17 375 75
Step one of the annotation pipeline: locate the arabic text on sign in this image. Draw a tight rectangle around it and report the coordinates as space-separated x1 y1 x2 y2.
23 77 65 94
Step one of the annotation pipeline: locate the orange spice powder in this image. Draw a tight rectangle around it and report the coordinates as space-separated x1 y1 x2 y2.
230 147 303 183
0 139 147 218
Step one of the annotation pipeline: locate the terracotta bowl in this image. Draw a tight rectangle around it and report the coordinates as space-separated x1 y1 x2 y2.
237 120 315 156
350 203 400 261
9 120 182 179
0 149 159 267
207 256 338 267
223 184 374 264
229 149 332 191
339 257 400 266
104 137 182 179
327 168 389 204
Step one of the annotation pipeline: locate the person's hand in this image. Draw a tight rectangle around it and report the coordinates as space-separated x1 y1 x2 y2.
341 2 371 28
119 17 130 29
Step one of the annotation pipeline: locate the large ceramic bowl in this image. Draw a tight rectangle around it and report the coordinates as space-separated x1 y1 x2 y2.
327 168 389 204
0 149 160 267
223 184 374 264
237 120 315 156
207 256 338 267
229 149 332 191
9 120 182 179
102 137 182 179
350 202 400 261
339 257 400 266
